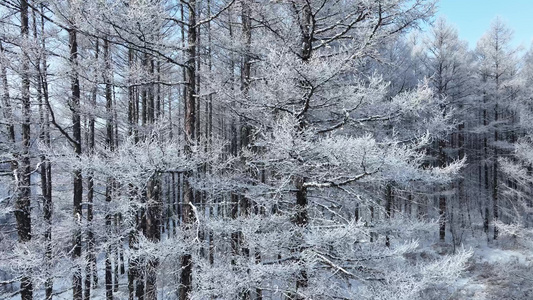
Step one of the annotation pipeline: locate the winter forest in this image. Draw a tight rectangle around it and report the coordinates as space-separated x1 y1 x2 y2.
1 0 533 299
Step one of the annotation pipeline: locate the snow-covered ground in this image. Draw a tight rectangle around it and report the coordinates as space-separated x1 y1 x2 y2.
450 242 533 299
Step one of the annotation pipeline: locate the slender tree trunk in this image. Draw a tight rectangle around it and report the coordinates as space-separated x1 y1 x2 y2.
407 193 412 217
142 53 148 128
128 49 135 138
385 184 393 247
439 138 447 242
84 38 99 300
145 175 161 300
241 2 254 297
228 6 241 268
180 2 186 144
140 45 161 300
493 59 501 240
291 4 313 297
38 6 53 297
127 47 138 300
195 7 201 143
128 188 138 300
482 86 490 236
102 38 115 300
34 8 46 296
114 216 120 293
0 41 15 144
136 269 145 300
457 118 466 228
294 178 308 297
171 173 177 235
148 56 155 124
144 56 160 296
69 21 84 300
180 1 197 298
493 105 499 240
156 59 161 119
18 1 33 299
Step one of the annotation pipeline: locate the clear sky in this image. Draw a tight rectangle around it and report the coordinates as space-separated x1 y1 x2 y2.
435 0 533 50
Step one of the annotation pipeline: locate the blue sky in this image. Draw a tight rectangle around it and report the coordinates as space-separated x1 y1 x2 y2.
435 0 533 50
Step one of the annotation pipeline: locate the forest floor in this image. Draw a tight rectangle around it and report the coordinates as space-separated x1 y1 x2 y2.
449 238 533 300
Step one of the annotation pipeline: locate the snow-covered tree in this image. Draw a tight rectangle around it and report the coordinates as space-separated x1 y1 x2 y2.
475 18 520 240
420 17 473 242
0 1 481 299
192 0 470 298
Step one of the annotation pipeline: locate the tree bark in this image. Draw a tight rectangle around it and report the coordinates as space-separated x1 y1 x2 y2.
38 5 53 297
84 38 99 300
18 1 33 299
145 175 161 300
292 3 314 297
180 1 197 298
0 41 15 144
493 104 499 240
69 19 84 300
103 38 114 300
438 138 447 242
385 184 393 247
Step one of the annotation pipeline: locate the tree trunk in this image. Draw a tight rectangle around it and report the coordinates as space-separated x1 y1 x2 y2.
493 104 499 240
291 4 313 297
483 88 490 236
385 184 393 247
38 5 53 297
179 1 196 299
84 38 99 300
18 1 33 299
103 38 115 300
145 175 161 300
438 138 447 242
294 178 308 298
0 42 15 144
69 22 83 300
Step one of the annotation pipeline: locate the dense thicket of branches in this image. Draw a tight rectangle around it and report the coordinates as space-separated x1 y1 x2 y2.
0 0 532 299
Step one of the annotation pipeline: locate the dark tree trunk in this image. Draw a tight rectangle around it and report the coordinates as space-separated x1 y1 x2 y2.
179 176 193 300
69 22 83 300
128 195 139 300
18 1 33 299
136 268 145 300
180 1 196 299
385 184 393 247
145 176 161 300
493 104 499 240
126 45 139 300
294 178 309 298
0 42 15 144
38 6 53 297
483 89 490 236
291 4 314 297
457 120 466 227
103 38 114 300
84 38 99 300
156 59 161 119
438 138 447 242
148 56 155 124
